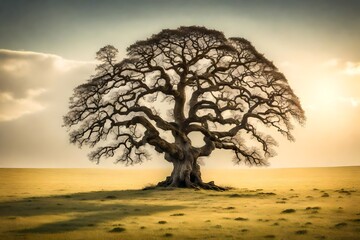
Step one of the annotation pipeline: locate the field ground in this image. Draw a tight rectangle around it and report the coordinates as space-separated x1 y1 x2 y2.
0 167 359 239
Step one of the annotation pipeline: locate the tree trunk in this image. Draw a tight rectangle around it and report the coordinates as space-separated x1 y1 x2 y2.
146 133 228 191
156 153 227 191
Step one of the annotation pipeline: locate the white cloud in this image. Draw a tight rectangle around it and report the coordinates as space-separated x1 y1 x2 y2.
344 61 360 76
0 49 95 121
0 89 46 121
339 97 359 107
321 58 360 76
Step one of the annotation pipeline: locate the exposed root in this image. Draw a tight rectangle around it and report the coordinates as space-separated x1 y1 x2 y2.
143 176 231 191
198 181 230 191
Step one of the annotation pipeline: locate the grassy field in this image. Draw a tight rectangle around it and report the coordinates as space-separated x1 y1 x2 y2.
0 167 359 239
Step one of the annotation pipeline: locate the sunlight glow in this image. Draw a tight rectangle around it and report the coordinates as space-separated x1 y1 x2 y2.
344 61 360 76
53 58 93 72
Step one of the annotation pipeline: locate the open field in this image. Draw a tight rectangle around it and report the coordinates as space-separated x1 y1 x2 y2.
0 167 359 239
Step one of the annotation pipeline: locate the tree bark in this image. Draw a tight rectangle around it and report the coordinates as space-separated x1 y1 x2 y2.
155 147 228 191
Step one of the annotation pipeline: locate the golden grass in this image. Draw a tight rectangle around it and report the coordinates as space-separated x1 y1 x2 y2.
0 167 359 239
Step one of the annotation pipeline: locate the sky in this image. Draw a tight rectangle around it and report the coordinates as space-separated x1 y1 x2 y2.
0 0 359 168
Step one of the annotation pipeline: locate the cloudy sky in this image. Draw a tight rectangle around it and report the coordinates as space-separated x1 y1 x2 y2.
0 0 359 168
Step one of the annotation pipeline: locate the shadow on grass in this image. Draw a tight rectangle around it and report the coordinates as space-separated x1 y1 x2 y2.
0 190 185 234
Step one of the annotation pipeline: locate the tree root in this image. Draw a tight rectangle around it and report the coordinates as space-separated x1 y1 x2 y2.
198 181 230 191
143 176 231 191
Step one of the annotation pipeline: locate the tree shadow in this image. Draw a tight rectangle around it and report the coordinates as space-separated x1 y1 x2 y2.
0 189 185 234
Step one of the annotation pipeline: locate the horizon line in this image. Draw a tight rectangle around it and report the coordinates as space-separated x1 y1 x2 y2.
1 165 359 170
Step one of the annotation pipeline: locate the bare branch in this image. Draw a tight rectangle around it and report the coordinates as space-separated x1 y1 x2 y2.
64 26 305 168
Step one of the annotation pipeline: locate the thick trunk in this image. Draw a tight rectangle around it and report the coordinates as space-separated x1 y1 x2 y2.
168 159 201 188
156 154 227 191
149 127 227 191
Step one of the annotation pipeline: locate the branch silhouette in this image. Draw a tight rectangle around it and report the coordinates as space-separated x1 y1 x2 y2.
64 26 305 190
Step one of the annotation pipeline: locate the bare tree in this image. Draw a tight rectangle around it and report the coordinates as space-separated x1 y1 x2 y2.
64 26 305 190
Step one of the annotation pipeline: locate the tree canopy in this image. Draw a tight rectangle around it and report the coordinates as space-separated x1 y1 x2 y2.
64 26 305 189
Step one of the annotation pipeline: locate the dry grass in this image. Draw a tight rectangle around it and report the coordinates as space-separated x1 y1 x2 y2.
0 167 359 239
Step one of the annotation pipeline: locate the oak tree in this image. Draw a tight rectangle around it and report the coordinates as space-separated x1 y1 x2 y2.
64 26 305 190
